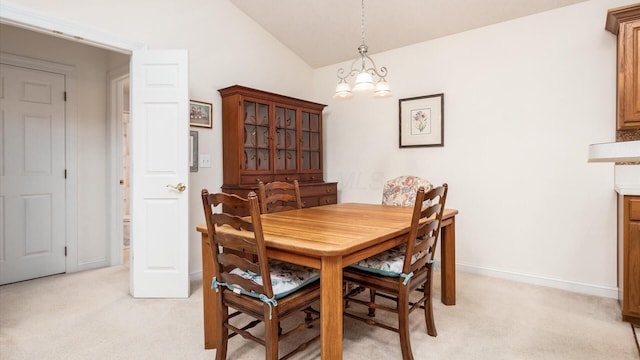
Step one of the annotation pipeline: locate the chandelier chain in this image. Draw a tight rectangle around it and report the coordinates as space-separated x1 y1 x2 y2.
361 0 365 46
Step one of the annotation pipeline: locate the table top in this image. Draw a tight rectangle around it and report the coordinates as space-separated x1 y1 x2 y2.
197 203 458 258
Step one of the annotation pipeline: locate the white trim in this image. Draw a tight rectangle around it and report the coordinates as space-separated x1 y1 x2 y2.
0 1 144 54
107 69 130 266
457 262 618 299
0 51 79 274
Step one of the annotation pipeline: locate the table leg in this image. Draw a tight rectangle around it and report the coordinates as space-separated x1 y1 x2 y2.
440 216 456 305
201 234 217 349
320 256 343 359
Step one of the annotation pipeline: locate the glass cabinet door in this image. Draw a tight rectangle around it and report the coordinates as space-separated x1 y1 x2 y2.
243 100 270 171
301 111 321 171
275 106 297 171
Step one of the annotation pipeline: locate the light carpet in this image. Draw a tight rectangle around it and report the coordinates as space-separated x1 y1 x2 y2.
0 265 638 359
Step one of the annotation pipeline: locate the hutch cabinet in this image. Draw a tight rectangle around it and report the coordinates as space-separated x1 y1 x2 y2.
219 85 337 215
606 4 640 130
619 195 640 325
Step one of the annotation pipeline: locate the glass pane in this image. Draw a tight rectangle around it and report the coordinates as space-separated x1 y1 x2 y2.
310 114 319 131
301 112 310 130
258 149 270 170
286 129 296 150
276 150 286 170
257 126 269 148
310 151 320 170
276 128 285 149
302 131 310 150
244 125 256 146
244 149 256 170
244 101 256 124
302 151 310 169
310 132 319 150
275 107 285 128
257 103 269 125
287 109 296 129
286 150 296 170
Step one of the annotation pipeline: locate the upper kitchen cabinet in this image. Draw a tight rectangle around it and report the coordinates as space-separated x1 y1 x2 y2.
606 4 640 130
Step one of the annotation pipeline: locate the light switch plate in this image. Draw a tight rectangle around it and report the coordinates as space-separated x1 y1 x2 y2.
199 154 211 168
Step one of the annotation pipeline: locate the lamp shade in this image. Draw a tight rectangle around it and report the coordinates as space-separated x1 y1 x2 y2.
353 70 374 92
373 79 391 98
334 81 353 99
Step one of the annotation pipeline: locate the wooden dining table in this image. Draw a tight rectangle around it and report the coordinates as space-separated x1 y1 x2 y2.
196 203 458 359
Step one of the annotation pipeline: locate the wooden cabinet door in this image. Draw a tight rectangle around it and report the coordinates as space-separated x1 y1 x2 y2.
618 20 640 129
624 197 640 318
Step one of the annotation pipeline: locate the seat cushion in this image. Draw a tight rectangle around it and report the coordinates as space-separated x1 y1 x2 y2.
229 260 319 299
350 239 428 277
382 176 433 207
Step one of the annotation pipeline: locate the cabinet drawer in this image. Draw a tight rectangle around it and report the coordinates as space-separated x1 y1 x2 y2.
301 197 319 208
274 174 300 182
240 175 273 185
630 198 640 221
300 183 337 197
319 195 337 206
299 174 323 182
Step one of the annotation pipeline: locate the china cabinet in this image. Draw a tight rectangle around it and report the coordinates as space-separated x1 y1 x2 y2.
606 4 640 130
219 85 337 215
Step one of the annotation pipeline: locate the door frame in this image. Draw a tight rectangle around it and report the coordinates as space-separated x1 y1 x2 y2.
0 1 143 272
107 67 129 266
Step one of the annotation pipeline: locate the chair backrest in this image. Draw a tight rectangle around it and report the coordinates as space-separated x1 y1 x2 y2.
257 180 302 214
201 190 274 299
403 184 448 275
382 175 433 207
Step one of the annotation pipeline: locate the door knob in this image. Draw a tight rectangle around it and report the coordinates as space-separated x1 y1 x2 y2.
166 182 186 192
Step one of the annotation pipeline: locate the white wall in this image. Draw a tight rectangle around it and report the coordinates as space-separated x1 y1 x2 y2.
314 0 632 297
0 24 129 268
2 0 315 275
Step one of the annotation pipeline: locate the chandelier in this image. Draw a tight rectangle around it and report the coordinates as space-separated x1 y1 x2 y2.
334 0 391 99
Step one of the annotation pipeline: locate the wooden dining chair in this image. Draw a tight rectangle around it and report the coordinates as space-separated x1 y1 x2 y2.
343 184 448 360
257 180 302 214
201 189 321 360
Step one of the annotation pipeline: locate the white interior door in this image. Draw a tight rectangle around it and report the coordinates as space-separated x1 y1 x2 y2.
0 64 66 285
130 50 190 298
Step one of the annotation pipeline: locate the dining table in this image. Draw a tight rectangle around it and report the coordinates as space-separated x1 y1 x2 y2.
196 202 458 359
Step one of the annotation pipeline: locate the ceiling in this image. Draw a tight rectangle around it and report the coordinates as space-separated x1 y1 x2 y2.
230 0 588 68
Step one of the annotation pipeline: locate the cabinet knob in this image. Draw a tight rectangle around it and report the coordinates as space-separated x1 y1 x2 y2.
285 177 291 181
256 178 261 183
326 189 332 193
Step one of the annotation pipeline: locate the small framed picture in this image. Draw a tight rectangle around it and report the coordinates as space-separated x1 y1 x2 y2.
189 100 212 128
399 93 444 148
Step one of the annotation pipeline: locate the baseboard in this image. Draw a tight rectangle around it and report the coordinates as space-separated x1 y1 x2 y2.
190 264 619 299
455 262 618 299
190 270 203 283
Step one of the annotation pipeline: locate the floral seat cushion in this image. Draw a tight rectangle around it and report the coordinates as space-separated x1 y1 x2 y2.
350 237 428 277
228 260 319 299
382 176 433 207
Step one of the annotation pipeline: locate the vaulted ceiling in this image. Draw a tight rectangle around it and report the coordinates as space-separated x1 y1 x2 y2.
230 0 589 68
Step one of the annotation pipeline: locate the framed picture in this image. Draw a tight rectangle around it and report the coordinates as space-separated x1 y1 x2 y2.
399 93 444 148
190 130 198 172
190 100 212 128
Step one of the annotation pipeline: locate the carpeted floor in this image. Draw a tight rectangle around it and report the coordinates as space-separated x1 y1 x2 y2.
0 265 638 359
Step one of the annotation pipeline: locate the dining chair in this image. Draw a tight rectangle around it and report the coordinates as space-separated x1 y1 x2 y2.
201 189 321 360
257 180 303 214
381 175 433 207
343 184 448 360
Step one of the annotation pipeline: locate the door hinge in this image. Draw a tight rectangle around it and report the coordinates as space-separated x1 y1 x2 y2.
64 169 67 179
64 91 67 101
64 246 67 256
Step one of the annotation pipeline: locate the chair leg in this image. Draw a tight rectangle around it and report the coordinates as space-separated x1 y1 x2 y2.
423 270 437 337
215 301 229 360
264 310 280 360
398 289 414 360
368 288 377 317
